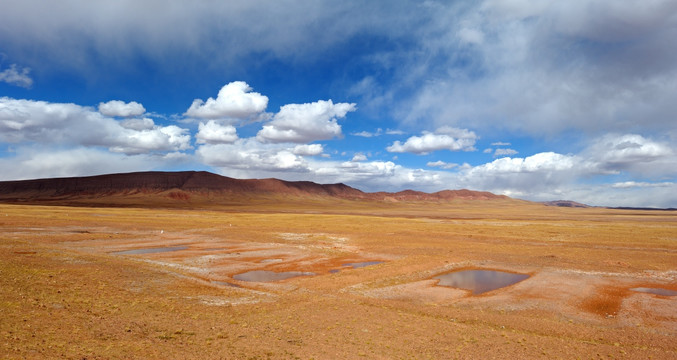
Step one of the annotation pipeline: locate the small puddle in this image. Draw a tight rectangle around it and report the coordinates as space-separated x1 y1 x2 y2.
433 269 530 295
233 270 315 282
343 261 384 268
331 261 384 273
631 287 677 296
113 246 188 255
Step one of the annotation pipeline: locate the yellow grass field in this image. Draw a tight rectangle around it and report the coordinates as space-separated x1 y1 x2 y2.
1 199 676 359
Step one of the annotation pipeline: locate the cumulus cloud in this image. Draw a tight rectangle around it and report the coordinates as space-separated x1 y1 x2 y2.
185 81 268 120
351 153 367 162
583 134 675 175
119 117 155 131
257 100 356 143
108 125 191 155
427 160 458 170
292 144 324 156
0 64 32 88
0 97 190 155
0 147 156 181
494 148 518 157
352 128 383 138
444 134 677 205
197 140 310 173
195 120 238 144
98 100 146 117
387 126 477 154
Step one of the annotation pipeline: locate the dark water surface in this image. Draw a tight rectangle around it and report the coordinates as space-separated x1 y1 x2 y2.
631 287 677 296
434 269 530 295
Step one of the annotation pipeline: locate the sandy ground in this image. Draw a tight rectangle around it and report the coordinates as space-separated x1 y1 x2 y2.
1 202 676 359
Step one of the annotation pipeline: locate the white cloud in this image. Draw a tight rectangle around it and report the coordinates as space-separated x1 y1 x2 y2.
197 140 310 173
427 160 458 170
0 147 156 181
0 64 32 88
195 120 238 144
583 134 675 175
352 128 382 137
494 148 518 157
0 97 191 155
387 127 477 154
185 81 268 120
98 100 146 117
469 152 576 174
452 152 579 196
292 144 324 156
457 27 484 45
0 2 420 76
108 125 191 155
257 100 356 143
351 153 367 162
120 117 155 131
386 1 677 140
491 142 511 146
612 181 675 189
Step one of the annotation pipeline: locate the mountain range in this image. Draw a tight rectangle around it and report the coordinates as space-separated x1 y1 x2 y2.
0 171 507 207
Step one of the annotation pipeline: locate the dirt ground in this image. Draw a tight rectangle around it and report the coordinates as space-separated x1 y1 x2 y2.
1 201 676 359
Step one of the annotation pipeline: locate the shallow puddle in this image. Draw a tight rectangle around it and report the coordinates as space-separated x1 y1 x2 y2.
331 261 384 273
233 270 315 282
113 245 188 255
343 261 384 268
631 287 677 296
433 269 529 295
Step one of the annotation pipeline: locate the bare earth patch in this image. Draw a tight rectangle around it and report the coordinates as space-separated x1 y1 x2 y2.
1 203 676 359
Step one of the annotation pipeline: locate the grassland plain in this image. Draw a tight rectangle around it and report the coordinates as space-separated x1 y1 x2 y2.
1 199 676 359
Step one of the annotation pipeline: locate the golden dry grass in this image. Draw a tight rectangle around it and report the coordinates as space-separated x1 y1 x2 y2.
1 200 676 359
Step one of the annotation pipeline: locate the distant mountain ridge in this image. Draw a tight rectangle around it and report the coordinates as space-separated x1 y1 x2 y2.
542 200 590 208
0 171 507 206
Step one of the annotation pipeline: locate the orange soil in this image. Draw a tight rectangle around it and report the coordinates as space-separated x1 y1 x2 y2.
1 202 676 359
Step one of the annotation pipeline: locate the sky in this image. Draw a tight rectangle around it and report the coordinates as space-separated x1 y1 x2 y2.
1 0 677 208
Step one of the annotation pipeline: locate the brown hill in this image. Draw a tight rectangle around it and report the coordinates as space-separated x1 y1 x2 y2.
0 171 507 207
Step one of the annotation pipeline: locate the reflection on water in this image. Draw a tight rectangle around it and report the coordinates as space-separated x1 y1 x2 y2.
631 287 677 296
434 269 530 295
114 246 188 255
233 270 315 282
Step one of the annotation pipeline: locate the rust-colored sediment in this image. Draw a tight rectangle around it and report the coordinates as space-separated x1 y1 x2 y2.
1 202 675 359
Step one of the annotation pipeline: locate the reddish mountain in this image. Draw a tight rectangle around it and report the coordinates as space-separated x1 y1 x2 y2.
0 171 507 206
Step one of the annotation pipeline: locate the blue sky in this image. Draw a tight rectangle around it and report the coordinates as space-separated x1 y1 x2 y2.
1 0 677 207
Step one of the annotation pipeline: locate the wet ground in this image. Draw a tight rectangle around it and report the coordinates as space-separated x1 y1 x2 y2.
1 203 676 359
